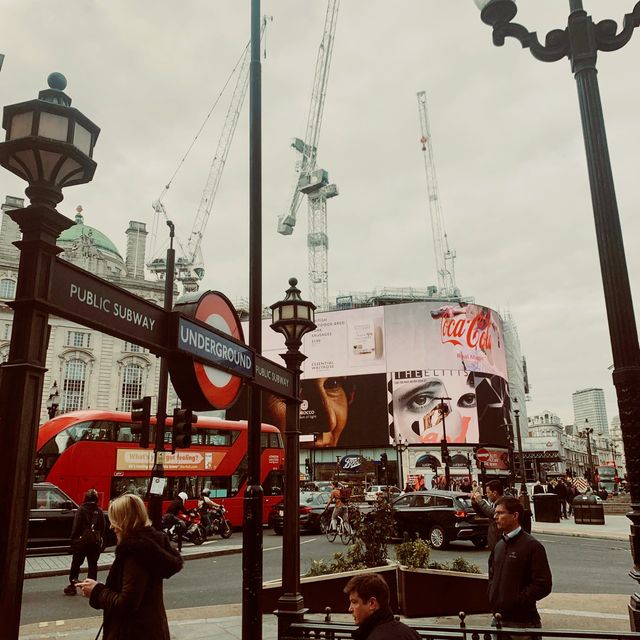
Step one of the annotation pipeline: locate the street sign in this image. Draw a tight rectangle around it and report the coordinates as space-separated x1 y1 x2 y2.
48 258 167 354
254 354 295 400
475 448 491 463
175 315 253 378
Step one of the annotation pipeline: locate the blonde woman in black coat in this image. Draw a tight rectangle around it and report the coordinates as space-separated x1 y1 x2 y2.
78 494 183 640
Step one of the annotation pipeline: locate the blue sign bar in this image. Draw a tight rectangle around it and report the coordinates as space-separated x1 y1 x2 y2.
177 316 254 378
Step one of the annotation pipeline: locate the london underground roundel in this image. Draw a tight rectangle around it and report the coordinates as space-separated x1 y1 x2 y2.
169 290 245 410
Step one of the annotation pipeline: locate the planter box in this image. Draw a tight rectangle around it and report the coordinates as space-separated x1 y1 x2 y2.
397 566 490 618
262 565 398 614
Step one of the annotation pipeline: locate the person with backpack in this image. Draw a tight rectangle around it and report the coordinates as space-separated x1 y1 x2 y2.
326 481 348 531
64 488 105 595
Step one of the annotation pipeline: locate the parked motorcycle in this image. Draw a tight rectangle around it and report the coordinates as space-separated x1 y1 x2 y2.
162 510 206 546
200 504 233 539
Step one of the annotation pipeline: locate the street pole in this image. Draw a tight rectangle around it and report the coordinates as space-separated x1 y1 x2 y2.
148 221 175 530
436 397 451 490
312 432 319 481
584 424 595 487
475 0 640 627
243 2 264 638
514 406 530 511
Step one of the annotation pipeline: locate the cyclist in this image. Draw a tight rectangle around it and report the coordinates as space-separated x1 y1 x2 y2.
326 481 348 531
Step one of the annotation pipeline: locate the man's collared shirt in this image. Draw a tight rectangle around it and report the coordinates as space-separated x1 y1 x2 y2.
503 526 521 541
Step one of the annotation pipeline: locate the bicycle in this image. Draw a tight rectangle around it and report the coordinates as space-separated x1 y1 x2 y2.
326 512 353 544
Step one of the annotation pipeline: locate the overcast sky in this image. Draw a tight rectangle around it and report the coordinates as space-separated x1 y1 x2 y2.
2 1 638 427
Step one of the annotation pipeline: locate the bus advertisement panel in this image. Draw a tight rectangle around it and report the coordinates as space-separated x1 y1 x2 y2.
228 301 510 449
35 410 284 527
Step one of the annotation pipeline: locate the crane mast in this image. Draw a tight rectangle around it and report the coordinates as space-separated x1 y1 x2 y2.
277 0 340 311
417 90 458 298
149 17 271 291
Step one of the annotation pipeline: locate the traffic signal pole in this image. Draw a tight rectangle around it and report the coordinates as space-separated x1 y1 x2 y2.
149 221 175 530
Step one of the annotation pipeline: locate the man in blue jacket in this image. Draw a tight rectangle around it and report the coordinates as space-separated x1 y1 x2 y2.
489 496 552 640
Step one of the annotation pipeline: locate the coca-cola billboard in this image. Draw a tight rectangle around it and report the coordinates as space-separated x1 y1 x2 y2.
227 301 511 449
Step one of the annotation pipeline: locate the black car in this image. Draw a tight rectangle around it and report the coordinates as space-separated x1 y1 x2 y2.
390 490 489 550
28 482 79 552
269 491 332 535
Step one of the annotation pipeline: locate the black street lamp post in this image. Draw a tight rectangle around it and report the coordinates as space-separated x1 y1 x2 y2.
436 397 452 490
513 401 530 512
475 1 640 626
312 431 320 481
0 73 99 638
395 437 408 488
582 422 595 486
270 277 316 639
46 381 60 420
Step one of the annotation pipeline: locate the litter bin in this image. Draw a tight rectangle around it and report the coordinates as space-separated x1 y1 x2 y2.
573 495 605 525
533 493 561 523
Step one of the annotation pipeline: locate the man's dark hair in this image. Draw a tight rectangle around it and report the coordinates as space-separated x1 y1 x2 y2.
496 496 524 520
487 479 504 495
84 488 99 503
343 573 390 609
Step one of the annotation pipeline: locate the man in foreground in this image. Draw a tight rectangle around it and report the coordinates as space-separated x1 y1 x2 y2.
489 497 552 640
344 573 419 639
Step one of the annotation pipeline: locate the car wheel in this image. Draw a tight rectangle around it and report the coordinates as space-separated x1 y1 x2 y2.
429 525 448 550
472 537 487 549
273 526 283 535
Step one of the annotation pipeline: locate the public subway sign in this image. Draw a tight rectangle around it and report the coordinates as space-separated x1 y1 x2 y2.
48 258 167 353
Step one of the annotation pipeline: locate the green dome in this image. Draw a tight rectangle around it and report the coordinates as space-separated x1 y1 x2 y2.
58 208 123 259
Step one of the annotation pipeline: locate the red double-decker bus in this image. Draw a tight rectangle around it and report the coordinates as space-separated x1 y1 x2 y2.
34 410 285 527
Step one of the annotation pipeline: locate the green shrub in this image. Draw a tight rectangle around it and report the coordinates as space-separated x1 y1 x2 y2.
395 534 431 569
425 556 482 574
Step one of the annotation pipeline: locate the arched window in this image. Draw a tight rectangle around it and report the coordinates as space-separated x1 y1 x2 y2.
0 278 16 299
120 363 143 412
62 359 87 412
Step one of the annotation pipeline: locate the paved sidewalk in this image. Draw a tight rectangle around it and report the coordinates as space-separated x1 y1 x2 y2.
532 513 630 541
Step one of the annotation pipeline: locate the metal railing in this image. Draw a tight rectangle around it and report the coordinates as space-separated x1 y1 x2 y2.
282 611 640 640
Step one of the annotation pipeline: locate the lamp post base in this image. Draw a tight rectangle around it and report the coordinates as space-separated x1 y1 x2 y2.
275 596 308 640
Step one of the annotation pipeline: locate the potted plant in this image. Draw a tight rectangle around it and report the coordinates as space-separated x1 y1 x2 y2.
395 534 490 617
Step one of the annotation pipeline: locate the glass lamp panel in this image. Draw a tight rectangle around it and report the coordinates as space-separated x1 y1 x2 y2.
73 123 92 156
38 112 69 142
298 306 310 320
9 149 38 181
40 150 64 182
57 156 83 186
281 305 295 320
8 111 33 140
272 307 280 324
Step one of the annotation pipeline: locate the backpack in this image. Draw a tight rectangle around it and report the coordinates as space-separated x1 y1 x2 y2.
79 510 102 549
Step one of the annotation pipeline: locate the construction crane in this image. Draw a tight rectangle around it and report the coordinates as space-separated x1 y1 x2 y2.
149 17 271 292
277 0 339 311
417 90 459 299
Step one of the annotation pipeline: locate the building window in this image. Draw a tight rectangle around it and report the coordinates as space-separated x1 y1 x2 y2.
0 279 16 299
2 323 11 340
66 331 91 349
120 364 143 412
123 341 145 353
62 359 87 411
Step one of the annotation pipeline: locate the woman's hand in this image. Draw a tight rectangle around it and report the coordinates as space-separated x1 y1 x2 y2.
77 579 97 598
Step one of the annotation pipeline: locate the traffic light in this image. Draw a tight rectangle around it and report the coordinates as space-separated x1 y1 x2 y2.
172 408 197 451
380 452 388 470
305 458 311 476
440 440 451 466
130 396 151 449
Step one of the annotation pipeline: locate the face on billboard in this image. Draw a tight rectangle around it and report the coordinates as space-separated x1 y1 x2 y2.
390 370 478 445
299 373 388 448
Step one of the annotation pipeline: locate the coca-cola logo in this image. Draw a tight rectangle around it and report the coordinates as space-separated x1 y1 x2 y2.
440 313 492 350
340 455 363 470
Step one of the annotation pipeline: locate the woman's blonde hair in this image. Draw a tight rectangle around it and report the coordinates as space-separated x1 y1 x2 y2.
108 494 151 540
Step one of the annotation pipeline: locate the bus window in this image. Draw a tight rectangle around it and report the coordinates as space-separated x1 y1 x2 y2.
200 477 230 499
263 469 284 496
164 477 198 499
231 455 248 497
111 477 149 499
269 432 283 449
260 432 269 450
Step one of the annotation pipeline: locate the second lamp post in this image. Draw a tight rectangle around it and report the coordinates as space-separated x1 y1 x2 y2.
270 278 316 638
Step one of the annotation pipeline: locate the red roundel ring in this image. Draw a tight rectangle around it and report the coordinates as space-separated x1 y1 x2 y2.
192 292 244 409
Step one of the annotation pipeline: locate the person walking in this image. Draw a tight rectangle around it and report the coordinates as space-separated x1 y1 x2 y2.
343 572 420 639
471 479 504 551
64 489 105 595
555 478 569 519
532 481 545 495
78 493 183 640
489 496 552 640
